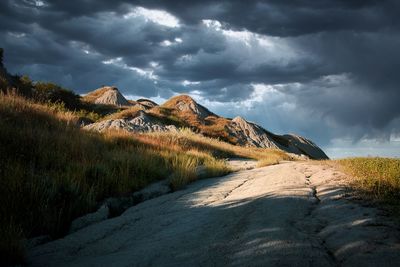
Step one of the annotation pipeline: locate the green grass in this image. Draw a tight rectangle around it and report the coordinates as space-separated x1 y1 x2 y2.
337 157 400 210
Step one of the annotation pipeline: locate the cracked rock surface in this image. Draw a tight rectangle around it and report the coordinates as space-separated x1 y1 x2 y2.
27 162 400 267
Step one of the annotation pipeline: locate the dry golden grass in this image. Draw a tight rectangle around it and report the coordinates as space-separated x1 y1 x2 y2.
0 93 294 265
144 129 294 162
104 105 144 120
336 157 400 207
0 93 233 265
81 87 111 103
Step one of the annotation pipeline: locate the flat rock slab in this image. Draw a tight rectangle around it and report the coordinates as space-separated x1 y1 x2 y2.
226 158 258 171
27 162 400 267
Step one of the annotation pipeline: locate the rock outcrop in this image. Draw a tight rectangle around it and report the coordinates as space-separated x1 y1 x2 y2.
162 95 215 120
94 87 131 106
283 134 329 159
83 86 132 107
83 90 328 159
225 116 328 159
136 99 158 109
84 110 177 133
226 116 281 149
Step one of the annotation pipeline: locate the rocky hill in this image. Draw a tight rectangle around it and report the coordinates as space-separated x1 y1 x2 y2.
85 110 177 133
162 95 215 120
83 89 328 159
83 86 132 107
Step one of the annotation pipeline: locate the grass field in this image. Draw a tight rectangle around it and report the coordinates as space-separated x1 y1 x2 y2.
0 93 292 265
337 157 400 211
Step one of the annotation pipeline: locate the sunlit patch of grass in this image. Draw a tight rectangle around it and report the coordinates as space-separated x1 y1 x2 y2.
257 157 281 167
104 105 144 120
168 154 200 190
337 157 400 211
202 157 231 178
145 129 294 163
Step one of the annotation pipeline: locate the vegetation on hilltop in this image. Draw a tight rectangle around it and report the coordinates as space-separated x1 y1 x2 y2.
149 96 235 143
0 50 120 123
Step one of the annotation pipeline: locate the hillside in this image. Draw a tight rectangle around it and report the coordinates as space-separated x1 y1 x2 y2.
0 49 328 160
0 92 295 265
83 91 328 159
0 53 316 265
2 49 400 266
82 86 132 107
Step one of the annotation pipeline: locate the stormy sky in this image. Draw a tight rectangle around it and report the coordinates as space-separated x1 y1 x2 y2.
1 0 399 158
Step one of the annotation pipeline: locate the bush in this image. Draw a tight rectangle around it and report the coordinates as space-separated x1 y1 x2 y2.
33 82 81 110
0 76 7 91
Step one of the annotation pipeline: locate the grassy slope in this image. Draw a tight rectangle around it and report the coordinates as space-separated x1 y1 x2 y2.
0 93 292 265
337 158 400 205
149 97 235 143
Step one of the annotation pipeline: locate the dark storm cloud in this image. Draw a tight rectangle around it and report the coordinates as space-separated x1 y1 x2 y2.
39 0 399 36
0 0 399 149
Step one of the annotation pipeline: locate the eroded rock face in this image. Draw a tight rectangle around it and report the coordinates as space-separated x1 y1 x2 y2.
163 95 215 120
83 91 328 159
283 134 329 159
136 99 158 109
226 116 281 149
226 116 328 159
84 111 177 133
93 87 131 106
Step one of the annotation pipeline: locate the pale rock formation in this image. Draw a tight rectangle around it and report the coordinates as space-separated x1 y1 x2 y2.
226 116 328 159
136 99 158 109
84 110 177 133
93 86 131 106
226 116 280 149
283 134 329 159
163 95 215 119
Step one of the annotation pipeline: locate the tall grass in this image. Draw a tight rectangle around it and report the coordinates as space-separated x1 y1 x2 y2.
0 93 293 265
149 129 295 163
0 94 232 265
337 157 400 209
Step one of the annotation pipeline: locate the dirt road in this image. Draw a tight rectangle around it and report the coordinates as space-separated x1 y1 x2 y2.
27 162 400 266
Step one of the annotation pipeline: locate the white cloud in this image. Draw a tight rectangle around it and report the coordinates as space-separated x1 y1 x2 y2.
160 40 173 46
8 32 26 38
182 80 201 86
160 38 183 47
149 61 159 68
34 0 45 6
202 19 222 29
124 7 180 28
102 57 123 65
197 19 303 71
102 57 158 80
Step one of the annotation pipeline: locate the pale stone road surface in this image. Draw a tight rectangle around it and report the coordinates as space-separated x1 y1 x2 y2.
28 162 400 266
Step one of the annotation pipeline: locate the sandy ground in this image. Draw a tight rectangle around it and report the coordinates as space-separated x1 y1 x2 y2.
27 161 400 267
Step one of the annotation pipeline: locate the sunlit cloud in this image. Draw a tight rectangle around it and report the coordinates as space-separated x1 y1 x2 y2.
124 6 180 28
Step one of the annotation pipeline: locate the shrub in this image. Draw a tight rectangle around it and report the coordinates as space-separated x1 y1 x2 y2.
33 82 81 110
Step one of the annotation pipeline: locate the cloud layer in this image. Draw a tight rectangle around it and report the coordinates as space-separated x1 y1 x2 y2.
1 0 399 157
